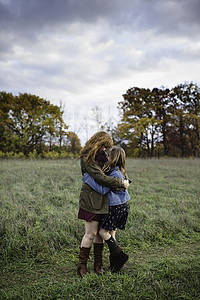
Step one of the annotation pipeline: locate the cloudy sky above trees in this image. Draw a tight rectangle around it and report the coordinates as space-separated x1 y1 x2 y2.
1 0 200 142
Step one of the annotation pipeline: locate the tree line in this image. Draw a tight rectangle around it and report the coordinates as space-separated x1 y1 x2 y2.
112 82 200 158
0 92 81 158
0 82 200 158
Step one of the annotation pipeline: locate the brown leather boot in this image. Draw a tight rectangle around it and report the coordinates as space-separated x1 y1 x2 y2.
77 247 91 277
93 243 104 275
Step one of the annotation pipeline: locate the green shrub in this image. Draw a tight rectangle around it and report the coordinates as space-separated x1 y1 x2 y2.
28 149 38 159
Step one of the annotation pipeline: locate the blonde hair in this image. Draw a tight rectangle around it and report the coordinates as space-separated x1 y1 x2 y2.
103 146 126 177
80 131 113 165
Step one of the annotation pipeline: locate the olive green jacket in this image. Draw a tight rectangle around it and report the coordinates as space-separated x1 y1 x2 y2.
79 155 125 214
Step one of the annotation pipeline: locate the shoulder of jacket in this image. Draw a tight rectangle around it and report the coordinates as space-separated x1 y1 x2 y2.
110 167 122 176
82 156 101 170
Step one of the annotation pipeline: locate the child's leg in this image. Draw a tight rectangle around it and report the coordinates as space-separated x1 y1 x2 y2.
110 230 116 240
93 233 104 244
93 233 104 274
78 221 99 276
99 229 118 252
99 228 128 272
81 221 99 248
80 224 104 274
98 228 111 241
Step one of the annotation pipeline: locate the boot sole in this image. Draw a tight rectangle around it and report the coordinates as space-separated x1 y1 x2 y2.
77 267 89 277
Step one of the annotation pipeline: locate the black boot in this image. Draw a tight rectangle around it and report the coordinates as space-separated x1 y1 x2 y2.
109 246 129 272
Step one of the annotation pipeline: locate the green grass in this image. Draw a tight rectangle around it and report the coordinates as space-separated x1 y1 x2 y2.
0 158 199 299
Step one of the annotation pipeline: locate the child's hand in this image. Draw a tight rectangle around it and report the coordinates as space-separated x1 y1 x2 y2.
123 179 129 189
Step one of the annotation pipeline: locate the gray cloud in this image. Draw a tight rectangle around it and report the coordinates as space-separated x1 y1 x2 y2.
1 0 200 36
0 0 200 142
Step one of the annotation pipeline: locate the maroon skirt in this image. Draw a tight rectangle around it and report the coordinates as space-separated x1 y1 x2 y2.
78 208 101 222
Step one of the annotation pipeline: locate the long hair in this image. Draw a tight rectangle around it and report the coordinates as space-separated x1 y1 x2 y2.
80 131 113 165
103 146 126 177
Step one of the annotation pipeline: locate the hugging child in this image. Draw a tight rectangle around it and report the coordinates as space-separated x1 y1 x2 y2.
82 146 130 272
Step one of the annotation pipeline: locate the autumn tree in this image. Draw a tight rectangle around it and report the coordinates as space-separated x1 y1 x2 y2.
65 131 82 157
0 92 15 152
151 87 173 155
116 83 200 157
176 83 200 157
0 92 68 154
117 87 162 157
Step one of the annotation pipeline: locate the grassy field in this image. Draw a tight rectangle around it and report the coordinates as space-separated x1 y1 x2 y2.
0 158 199 299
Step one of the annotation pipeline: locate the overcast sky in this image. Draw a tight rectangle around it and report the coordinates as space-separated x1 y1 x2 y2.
1 0 200 143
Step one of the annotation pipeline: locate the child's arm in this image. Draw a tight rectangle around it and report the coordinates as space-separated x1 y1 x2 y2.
82 156 125 189
82 173 110 195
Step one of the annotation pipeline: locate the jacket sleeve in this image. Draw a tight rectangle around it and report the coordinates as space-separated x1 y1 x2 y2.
82 173 110 195
84 159 125 189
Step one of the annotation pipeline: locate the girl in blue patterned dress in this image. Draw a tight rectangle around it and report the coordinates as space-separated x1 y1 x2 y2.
82 146 130 272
